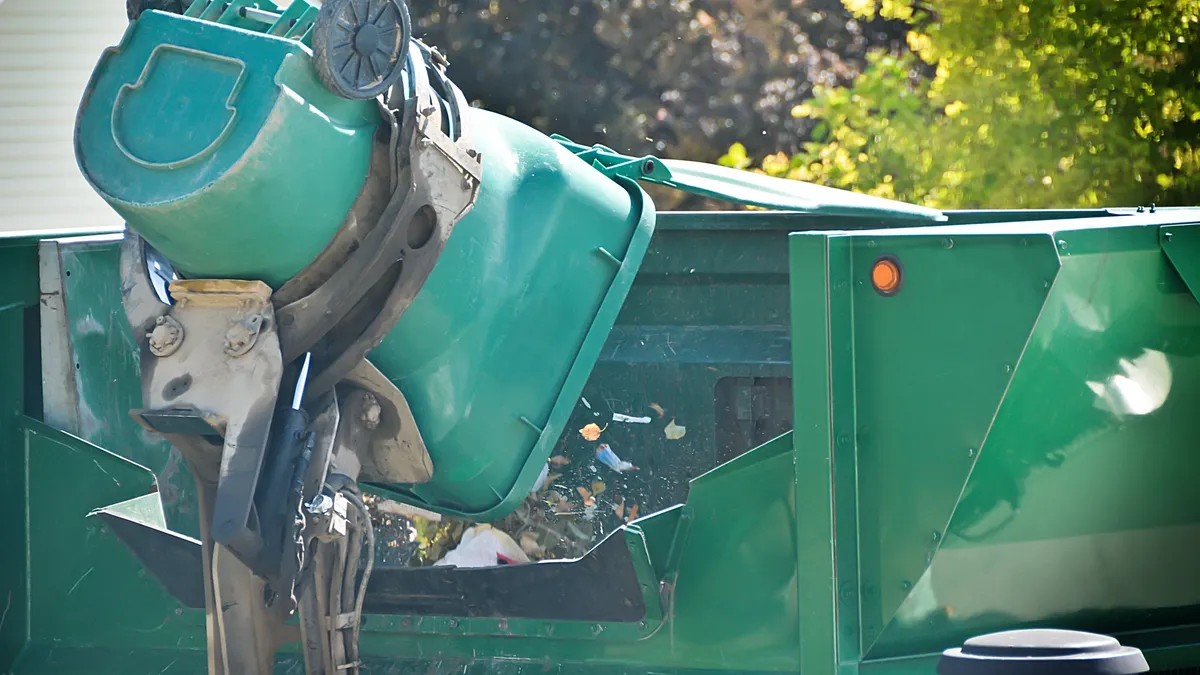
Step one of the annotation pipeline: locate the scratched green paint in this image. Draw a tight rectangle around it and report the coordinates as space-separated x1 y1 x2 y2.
58 241 201 539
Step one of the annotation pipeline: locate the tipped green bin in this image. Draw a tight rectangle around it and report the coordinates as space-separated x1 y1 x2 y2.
74 10 657 521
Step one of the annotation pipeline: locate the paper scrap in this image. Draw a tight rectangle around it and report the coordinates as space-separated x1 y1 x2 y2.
579 422 606 441
665 418 687 440
596 443 637 472
613 413 652 424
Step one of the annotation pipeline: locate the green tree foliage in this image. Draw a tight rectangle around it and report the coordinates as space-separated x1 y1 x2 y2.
724 0 1200 208
408 0 907 162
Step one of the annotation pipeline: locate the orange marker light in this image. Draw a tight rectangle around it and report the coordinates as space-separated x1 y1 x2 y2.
871 256 903 296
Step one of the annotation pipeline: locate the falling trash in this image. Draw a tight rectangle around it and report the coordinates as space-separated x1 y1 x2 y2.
626 504 639 522
613 413 652 424
576 486 596 506
549 455 571 467
649 402 666 418
434 524 530 568
519 531 545 557
664 418 687 440
596 443 637 472
579 422 606 441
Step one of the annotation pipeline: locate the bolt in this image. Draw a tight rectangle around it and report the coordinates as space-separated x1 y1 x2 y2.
224 314 262 357
175 607 184 616
401 617 412 628
967 447 976 458
360 393 381 430
147 315 184 357
1057 239 1068 251
1003 364 1012 373
901 580 912 591
591 624 604 635
942 237 954 250
466 148 478 158
932 530 942 542
419 137 433 148
1165 231 1174 242
498 619 508 631
448 618 459 628
463 176 473 189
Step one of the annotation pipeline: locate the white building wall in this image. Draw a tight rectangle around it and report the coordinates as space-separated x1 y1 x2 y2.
0 0 128 233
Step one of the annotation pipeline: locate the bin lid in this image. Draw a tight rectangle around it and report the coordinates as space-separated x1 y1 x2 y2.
552 136 946 223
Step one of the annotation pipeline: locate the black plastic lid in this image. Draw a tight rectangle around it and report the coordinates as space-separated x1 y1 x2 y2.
938 629 1149 675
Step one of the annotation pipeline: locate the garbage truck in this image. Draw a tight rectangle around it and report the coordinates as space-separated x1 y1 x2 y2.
1 0 1197 673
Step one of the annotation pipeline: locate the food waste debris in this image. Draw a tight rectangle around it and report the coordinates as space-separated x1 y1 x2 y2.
364 399 682 569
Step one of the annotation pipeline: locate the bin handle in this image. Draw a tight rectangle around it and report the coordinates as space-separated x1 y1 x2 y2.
112 44 246 170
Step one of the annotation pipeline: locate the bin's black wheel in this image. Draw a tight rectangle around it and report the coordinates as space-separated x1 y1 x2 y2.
312 0 412 101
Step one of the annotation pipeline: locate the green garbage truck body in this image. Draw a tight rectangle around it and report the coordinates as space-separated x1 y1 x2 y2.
8 208 1200 675
4 1 1200 673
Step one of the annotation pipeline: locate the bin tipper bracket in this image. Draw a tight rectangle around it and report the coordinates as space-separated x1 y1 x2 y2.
116 37 482 674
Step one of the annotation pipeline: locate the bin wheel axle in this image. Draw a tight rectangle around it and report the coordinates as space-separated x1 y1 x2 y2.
312 0 412 101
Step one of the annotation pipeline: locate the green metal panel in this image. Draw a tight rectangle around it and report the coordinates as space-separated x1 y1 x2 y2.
6 419 208 674
850 230 1059 651
0 240 39 674
787 232 842 675
57 237 200 539
21 420 202 650
1160 223 1200 300
790 227 1063 671
788 210 1200 675
871 220 1200 656
74 11 377 286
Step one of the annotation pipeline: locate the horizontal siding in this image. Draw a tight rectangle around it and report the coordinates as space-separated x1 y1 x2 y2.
0 0 128 232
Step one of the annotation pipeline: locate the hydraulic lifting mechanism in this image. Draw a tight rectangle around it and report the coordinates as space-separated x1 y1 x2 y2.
113 0 480 670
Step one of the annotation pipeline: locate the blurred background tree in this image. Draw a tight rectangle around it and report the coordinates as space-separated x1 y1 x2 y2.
722 0 1200 209
408 0 908 163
